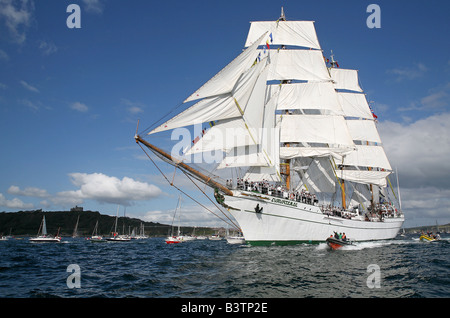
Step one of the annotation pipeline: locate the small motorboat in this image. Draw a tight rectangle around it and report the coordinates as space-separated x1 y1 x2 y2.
326 236 353 250
419 234 440 242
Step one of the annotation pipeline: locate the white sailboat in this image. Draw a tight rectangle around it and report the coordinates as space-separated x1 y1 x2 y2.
30 216 61 243
133 223 149 239
106 206 131 242
135 8 404 245
226 228 245 245
166 195 183 244
88 220 105 242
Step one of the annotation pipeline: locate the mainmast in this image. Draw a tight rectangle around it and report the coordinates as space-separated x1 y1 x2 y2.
278 7 291 190
328 50 346 209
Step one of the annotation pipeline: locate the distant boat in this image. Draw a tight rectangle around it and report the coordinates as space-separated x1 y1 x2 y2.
226 235 245 244
226 228 245 244
106 206 131 242
182 226 197 241
166 195 183 244
88 220 105 242
133 223 149 239
209 234 222 241
29 216 61 243
165 236 181 244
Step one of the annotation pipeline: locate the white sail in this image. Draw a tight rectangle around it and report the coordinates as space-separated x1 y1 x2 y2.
268 49 331 82
339 170 391 187
273 82 343 114
244 166 280 182
337 145 392 171
217 145 268 169
330 68 363 92
279 115 355 147
185 61 269 154
184 33 267 103
151 56 269 135
280 146 353 160
42 216 47 235
186 118 251 154
346 119 381 143
294 157 337 193
337 92 373 119
245 21 321 49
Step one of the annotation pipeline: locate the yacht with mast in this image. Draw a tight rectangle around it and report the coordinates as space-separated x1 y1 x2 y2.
30 216 61 243
135 8 404 245
106 206 131 242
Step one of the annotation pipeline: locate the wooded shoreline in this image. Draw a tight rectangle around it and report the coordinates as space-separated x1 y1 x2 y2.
0 210 217 237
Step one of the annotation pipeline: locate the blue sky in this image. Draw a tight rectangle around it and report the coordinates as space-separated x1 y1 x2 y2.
0 0 449 228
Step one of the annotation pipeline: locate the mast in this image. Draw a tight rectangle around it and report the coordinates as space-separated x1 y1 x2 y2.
114 205 119 235
330 50 346 209
279 7 286 21
135 135 233 196
396 167 402 210
341 180 346 210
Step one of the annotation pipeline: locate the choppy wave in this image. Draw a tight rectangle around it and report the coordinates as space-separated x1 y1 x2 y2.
0 234 448 298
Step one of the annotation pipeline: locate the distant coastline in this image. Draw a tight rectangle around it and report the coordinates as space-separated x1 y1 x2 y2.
0 209 217 237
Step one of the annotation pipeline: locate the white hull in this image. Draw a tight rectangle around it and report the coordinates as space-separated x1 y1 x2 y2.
106 235 131 242
225 191 404 245
226 236 245 244
30 236 61 243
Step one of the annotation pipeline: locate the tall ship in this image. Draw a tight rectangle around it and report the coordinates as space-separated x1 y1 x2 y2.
135 9 404 245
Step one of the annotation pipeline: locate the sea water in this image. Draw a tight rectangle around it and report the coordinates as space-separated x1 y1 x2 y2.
0 234 448 298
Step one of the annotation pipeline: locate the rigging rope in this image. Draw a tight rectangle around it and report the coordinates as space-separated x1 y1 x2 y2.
137 142 240 230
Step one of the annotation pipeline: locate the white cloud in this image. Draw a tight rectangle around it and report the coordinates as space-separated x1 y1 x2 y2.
19 98 39 110
2 173 163 210
20 80 39 93
7 185 49 198
70 102 89 112
420 82 450 110
0 0 34 44
378 113 450 226
57 172 163 206
121 98 145 114
387 63 428 82
379 113 450 189
0 193 33 209
38 40 57 56
82 0 104 14
0 49 9 61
